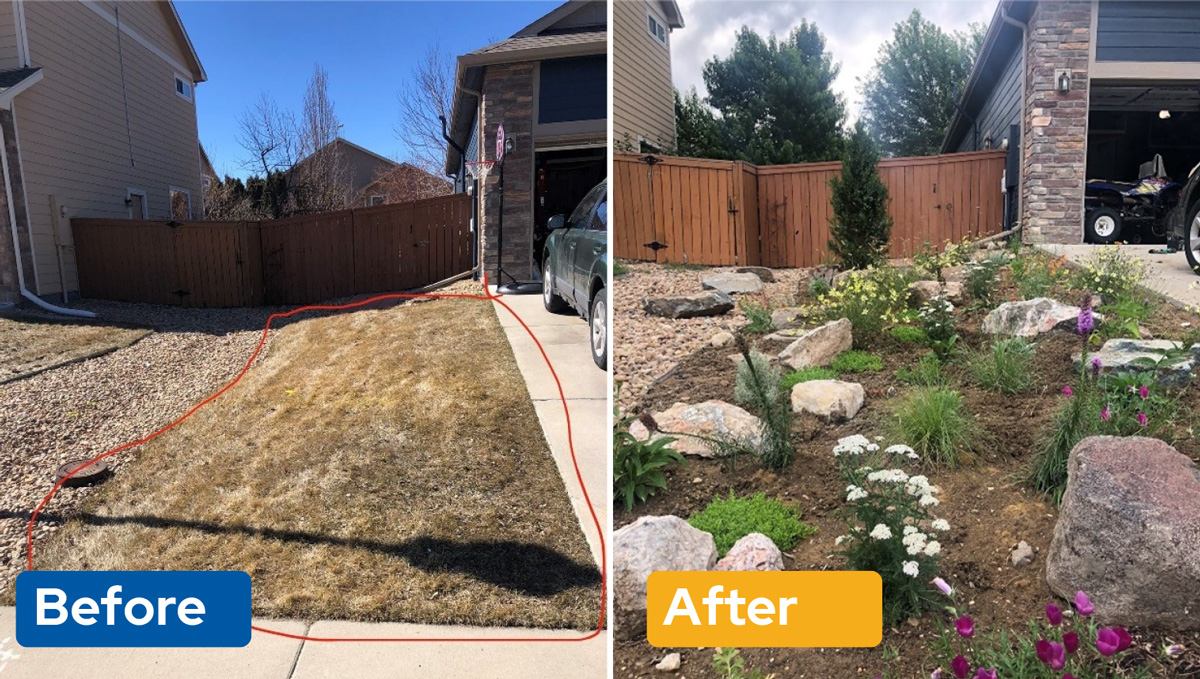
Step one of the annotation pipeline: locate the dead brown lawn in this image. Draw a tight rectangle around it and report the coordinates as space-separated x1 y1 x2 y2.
0 315 150 383
37 297 601 629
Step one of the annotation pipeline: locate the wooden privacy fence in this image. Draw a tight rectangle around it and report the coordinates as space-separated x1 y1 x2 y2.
613 150 1007 267
71 193 472 307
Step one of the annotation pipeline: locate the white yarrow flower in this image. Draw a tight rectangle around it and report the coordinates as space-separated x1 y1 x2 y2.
902 560 920 577
869 524 893 540
924 540 942 557
903 525 920 536
885 444 914 456
931 519 951 532
919 494 940 507
835 535 849 546
846 486 868 502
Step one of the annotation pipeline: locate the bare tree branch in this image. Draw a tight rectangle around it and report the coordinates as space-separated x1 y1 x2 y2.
396 43 455 174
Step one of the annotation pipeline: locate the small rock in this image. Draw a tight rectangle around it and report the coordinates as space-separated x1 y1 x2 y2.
715 533 785 571
909 280 965 307
1010 541 1035 568
656 653 682 672
770 308 805 330
701 272 763 295
832 269 860 288
643 291 735 319
710 331 735 348
735 266 775 283
628 401 764 458
790 380 864 422
778 318 853 370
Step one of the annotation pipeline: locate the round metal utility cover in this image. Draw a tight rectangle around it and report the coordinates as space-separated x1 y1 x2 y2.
53 459 111 487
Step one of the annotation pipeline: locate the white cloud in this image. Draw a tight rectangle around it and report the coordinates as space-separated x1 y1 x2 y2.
671 0 997 122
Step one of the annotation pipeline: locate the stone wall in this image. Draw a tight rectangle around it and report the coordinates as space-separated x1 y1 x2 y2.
478 62 535 281
1020 0 1092 244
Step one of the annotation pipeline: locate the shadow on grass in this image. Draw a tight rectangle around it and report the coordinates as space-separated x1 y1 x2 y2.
3 510 600 598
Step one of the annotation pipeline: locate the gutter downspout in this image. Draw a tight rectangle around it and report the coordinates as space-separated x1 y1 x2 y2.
0 115 95 318
1000 3 1029 244
440 111 477 272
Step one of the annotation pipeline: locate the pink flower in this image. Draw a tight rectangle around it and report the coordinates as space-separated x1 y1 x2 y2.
1139 385 1150 399
932 577 953 596
1097 628 1120 656
1036 640 1066 669
1062 385 1073 397
1116 627 1133 652
1137 411 1148 426
1046 603 1063 626
1074 591 1094 617
1063 630 1079 654
951 655 970 679
1092 357 1102 375
931 670 942 679
1078 308 1094 336
955 616 974 638
1063 675 1077 679
973 669 997 679
1101 405 1111 421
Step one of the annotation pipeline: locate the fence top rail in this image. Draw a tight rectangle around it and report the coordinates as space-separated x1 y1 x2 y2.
617 149 1007 176
614 153 738 171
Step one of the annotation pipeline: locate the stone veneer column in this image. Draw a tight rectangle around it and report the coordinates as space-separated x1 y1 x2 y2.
478 62 535 282
0 176 16 304
1021 0 1092 244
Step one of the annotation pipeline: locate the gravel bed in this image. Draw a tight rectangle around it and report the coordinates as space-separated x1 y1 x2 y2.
613 261 808 412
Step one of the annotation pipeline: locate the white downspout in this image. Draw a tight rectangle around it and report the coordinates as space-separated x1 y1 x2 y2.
1000 4 1028 244
0 114 95 318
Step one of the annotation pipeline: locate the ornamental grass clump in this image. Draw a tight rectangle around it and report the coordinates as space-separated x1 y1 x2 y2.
928 586 1152 679
689 492 816 556
831 435 949 626
891 388 981 468
969 337 1034 394
896 353 947 388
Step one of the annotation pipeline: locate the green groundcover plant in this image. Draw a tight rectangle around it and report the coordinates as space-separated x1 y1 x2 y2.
832 350 885 373
688 492 816 556
781 366 839 390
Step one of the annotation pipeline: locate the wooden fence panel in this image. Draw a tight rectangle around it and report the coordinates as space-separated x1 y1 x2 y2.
72 220 180 306
614 151 1007 267
261 210 356 305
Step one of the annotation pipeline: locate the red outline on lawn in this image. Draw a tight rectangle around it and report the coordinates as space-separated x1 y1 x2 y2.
25 275 607 643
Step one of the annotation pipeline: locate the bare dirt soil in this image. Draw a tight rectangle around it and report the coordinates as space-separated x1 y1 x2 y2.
614 262 1200 678
20 295 601 629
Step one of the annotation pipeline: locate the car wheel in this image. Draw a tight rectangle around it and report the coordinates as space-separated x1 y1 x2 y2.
1185 200 1200 276
590 287 607 370
542 259 568 313
1085 207 1122 244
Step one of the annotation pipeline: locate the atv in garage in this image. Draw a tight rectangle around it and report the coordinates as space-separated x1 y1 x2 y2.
1084 155 1182 244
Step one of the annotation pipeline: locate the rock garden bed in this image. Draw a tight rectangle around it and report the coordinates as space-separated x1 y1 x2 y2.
614 245 1200 678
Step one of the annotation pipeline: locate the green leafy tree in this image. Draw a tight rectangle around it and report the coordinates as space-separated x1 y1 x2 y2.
674 88 731 160
859 10 982 157
701 23 845 165
828 123 893 270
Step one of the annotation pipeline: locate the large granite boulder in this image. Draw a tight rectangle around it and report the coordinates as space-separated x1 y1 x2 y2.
714 533 785 571
1073 339 1200 388
701 272 763 295
777 318 853 370
1046 436 1200 630
643 291 735 319
982 298 1097 337
615 516 718 641
628 400 763 458
790 380 864 422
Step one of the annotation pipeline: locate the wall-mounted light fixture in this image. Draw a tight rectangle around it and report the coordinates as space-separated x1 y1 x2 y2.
983 132 994 149
1056 69 1071 94
1160 109 1172 120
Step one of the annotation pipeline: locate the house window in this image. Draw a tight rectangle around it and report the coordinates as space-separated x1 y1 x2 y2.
370 195 386 206
174 74 192 102
126 189 147 220
169 186 191 220
647 13 667 45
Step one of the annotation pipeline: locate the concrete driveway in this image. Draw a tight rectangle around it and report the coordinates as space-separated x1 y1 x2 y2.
1042 243 1200 311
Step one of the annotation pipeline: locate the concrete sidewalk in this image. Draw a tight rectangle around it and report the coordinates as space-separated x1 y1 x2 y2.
1042 243 1200 311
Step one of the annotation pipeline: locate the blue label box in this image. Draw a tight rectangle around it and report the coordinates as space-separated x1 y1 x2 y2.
16 571 251 647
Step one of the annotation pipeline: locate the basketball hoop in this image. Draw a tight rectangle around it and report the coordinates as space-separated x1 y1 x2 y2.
464 160 496 181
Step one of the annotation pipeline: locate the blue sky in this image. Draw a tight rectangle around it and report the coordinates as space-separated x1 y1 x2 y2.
177 1 558 178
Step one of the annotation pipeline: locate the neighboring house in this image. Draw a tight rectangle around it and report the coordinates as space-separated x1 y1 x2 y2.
613 0 683 152
943 0 1200 244
0 0 206 305
445 0 607 283
199 142 218 200
288 137 417 208
361 163 451 205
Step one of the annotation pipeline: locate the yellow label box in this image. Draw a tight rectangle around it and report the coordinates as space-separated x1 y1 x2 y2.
646 571 882 648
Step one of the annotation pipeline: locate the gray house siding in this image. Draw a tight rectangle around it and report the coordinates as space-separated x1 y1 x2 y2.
956 47 1022 153
1096 1 1200 62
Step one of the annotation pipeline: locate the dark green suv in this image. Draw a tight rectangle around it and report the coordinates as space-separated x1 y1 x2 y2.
542 179 608 370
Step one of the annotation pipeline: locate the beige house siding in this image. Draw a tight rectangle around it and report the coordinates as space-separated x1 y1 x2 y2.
613 0 675 150
14 0 202 295
0 2 20 67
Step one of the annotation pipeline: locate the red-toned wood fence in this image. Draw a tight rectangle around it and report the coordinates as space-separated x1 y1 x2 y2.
614 151 1006 267
71 194 472 307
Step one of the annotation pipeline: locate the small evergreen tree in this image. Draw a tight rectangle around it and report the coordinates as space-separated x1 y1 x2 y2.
828 123 893 270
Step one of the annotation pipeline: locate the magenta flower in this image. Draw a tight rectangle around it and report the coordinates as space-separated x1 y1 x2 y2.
1063 675 1077 679
1036 640 1066 669
973 669 997 679
1062 385 1073 397
1139 385 1149 399
931 670 942 679
951 655 970 679
932 577 953 596
1137 411 1148 426
955 616 974 638
1097 628 1120 656
1092 356 1102 376
1101 405 1111 421
1046 603 1063 626
1063 630 1079 654
1116 627 1132 652
1078 308 1094 336
1075 591 1094 616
